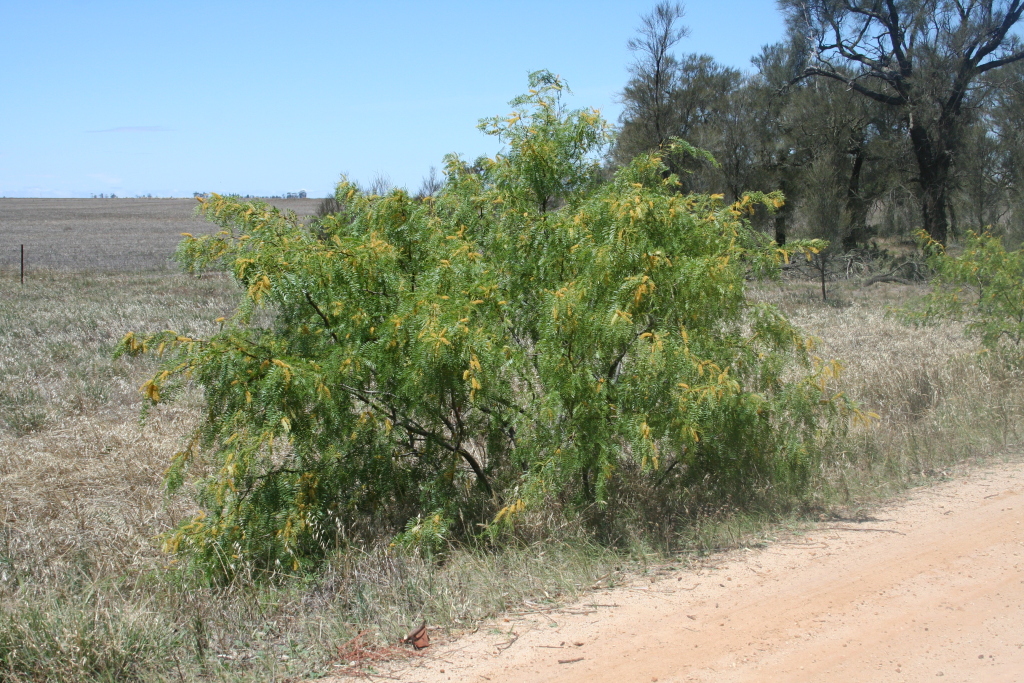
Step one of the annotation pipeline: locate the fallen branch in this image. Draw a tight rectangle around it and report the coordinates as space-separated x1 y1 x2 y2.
862 274 911 286
862 260 923 287
494 631 519 654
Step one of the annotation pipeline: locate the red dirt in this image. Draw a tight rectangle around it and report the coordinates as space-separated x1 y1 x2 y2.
331 460 1024 682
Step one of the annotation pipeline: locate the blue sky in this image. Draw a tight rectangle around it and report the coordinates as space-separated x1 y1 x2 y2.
0 1 786 198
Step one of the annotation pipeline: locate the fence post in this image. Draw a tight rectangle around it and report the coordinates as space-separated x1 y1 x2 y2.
20 244 24 285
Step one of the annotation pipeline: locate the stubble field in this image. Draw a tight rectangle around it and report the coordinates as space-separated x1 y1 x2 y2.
0 197 320 272
0 198 1022 681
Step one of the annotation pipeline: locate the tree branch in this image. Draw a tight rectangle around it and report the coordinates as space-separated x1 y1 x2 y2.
303 290 341 345
803 67 906 106
333 379 494 497
977 49 1024 74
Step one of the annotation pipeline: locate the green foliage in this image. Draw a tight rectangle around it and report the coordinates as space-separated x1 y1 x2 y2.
393 510 452 559
119 71 850 577
907 230 1024 352
478 70 611 212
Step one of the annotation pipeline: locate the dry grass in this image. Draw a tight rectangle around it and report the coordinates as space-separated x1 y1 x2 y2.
1 200 1022 680
0 271 244 580
755 279 1024 507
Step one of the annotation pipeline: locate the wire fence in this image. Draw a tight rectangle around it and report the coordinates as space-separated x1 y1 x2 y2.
0 242 181 277
1 197 321 279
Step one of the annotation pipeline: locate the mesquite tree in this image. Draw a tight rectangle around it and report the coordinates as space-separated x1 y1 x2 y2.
120 72 850 576
908 229 1024 349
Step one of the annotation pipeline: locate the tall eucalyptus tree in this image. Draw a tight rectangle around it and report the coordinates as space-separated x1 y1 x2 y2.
781 0 1024 244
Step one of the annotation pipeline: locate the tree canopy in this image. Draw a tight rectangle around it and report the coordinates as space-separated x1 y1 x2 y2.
782 0 1024 244
614 1 1024 248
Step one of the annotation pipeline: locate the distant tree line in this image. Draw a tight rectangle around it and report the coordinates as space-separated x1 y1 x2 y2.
613 1 1024 249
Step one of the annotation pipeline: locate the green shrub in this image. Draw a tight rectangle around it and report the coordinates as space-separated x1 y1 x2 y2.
119 71 848 577
907 229 1024 352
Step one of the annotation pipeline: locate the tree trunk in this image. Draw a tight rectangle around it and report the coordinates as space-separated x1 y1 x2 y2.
774 209 788 246
921 181 949 245
842 143 869 250
910 120 951 245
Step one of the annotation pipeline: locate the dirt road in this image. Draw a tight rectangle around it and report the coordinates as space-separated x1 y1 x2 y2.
344 460 1024 682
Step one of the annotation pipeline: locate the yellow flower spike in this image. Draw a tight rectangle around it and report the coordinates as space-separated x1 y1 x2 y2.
142 380 160 402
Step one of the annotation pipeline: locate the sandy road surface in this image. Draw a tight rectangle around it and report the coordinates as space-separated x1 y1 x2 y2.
331 460 1024 683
